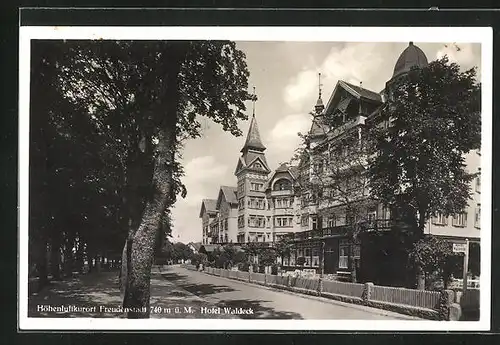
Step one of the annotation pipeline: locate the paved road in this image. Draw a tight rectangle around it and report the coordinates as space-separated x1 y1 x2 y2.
153 265 420 320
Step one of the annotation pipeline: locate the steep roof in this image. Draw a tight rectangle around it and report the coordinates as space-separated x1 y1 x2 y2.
392 42 429 78
275 162 290 173
339 80 383 103
309 114 329 138
241 114 266 152
220 185 238 205
289 165 300 178
265 163 299 190
188 242 202 252
199 198 218 218
200 244 223 253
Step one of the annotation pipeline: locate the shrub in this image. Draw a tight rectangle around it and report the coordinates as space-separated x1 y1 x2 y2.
238 262 250 272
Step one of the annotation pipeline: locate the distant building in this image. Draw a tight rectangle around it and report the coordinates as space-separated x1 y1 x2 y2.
187 242 202 253
200 113 303 246
199 199 218 245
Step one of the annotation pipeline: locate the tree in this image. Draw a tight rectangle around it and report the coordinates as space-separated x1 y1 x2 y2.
217 244 246 269
409 235 462 289
274 238 293 266
242 242 263 265
30 40 251 317
258 248 278 270
368 56 481 289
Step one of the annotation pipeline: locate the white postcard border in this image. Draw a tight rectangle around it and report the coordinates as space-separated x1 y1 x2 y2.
18 26 493 331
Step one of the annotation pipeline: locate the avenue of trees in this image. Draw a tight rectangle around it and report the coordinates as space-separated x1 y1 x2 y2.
292 56 481 289
29 39 252 318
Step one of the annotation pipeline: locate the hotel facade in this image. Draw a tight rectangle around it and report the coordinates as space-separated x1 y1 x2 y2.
199 42 481 286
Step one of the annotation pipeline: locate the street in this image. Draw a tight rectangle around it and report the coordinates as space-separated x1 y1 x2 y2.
152 265 421 320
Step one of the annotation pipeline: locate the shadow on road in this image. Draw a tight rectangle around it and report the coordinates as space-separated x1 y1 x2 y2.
160 270 237 297
215 299 303 319
181 283 236 296
160 272 188 282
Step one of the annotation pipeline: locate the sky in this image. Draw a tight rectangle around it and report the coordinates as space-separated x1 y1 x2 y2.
169 41 481 244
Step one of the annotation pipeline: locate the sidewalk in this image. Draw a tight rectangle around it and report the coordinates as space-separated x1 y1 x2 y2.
28 267 236 319
28 271 123 318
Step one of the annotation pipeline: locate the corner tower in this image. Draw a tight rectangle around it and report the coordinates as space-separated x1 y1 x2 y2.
385 42 429 91
235 89 272 243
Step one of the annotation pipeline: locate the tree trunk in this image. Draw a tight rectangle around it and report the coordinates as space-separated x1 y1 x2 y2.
416 266 425 290
415 210 427 290
349 243 357 283
50 238 61 281
95 255 101 272
123 43 184 318
76 239 85 273
63 235 75 277
124 126 177 318
36 239 49 289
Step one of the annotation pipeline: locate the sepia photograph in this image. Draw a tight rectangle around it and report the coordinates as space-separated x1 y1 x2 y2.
18 26 491 331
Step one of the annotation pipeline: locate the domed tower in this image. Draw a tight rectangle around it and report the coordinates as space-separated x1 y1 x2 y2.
385 42 429 92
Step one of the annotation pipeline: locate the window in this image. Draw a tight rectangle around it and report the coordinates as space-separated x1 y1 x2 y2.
238 182 245 195
301 215 309 227
327 215 336 228
238 215 245 228
224 219 228 230
275 216 294 227
327 187 336 199
275 198 291 209
475 205 481 228
266 216 271 228
339 240 349 269
249 215 265 228
254 162 262 169
238 198 245 210
312 247 320 267
248 197 265 210
432 213 448 226
367 209 377 224
251 182 264 191
452 212 467 227
311 216 318 230
273 179 292 191
304 256 311 267
476 169 481 193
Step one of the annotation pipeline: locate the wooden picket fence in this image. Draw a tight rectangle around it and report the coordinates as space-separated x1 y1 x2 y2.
371 285 441 310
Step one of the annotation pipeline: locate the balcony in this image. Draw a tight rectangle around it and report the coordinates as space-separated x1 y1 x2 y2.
283 219 393 242
270 189 293 197
328 115 366 140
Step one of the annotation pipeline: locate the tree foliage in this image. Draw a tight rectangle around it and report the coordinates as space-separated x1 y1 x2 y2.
368 56 480 289
29 39 251 316
369 57 481 236
408 235 462 289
